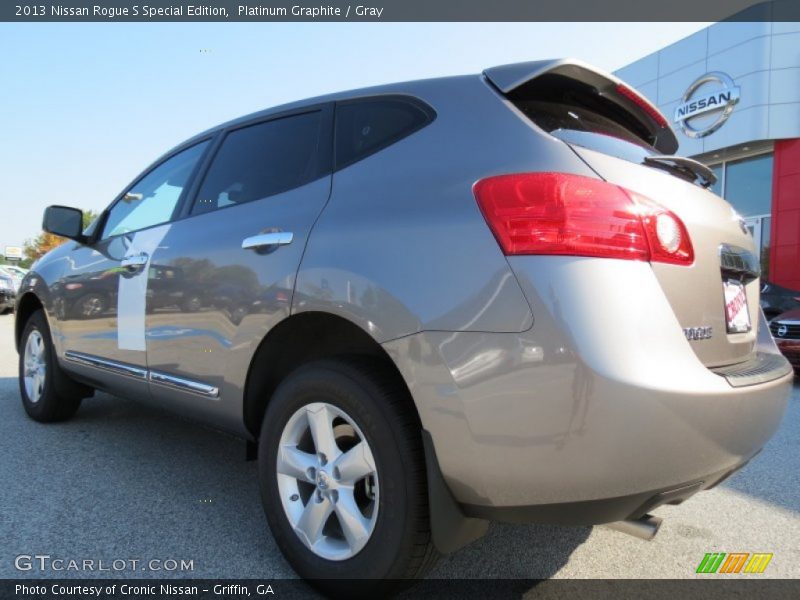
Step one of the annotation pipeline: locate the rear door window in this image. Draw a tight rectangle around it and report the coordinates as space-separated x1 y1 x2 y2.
191 111 326 215
334 96 434 170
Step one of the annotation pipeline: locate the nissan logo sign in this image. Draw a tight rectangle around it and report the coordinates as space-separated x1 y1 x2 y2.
674 72 740 138
777 324 788 337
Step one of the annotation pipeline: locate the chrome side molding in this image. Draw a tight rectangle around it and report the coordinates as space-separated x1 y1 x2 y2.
64 351 148 380
148 371 219 398
64 351 219 398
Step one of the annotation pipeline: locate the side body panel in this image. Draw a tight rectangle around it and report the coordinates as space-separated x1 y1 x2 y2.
293 77 605 339
145 177 332 435
49 235 154 399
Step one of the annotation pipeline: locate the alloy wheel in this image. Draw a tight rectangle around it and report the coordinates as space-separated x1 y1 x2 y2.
23 330 46 403
276 402 379 560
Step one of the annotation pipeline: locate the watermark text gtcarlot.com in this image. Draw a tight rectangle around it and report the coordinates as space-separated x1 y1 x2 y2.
14 554 194 572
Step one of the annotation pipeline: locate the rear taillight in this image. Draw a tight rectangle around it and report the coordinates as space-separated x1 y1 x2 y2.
473 172 693 265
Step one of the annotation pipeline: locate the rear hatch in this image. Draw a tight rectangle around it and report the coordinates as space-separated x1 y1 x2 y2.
485 59 760 368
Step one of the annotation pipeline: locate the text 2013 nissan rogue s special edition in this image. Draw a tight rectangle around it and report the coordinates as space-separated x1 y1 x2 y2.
16 59 793 590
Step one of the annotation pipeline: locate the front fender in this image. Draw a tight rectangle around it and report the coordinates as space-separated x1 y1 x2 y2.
15 243 74 353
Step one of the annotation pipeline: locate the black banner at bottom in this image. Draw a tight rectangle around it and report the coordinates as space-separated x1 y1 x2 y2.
4 579 800 599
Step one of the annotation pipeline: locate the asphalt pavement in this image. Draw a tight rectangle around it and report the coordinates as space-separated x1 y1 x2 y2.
1 312 798 581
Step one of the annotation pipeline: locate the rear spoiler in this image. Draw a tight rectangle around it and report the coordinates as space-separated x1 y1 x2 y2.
484 58 679 155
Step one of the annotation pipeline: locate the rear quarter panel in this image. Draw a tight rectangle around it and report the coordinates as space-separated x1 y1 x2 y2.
294 76 600 340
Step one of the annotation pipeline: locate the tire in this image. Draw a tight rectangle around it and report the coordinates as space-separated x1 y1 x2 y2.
258 358 438 593
18 309 84 422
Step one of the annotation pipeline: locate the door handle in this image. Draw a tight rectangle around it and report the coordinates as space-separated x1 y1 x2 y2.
242 231 294 250
121 252 149 272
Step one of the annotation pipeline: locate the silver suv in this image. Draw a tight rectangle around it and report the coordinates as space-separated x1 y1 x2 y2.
16 59 793 590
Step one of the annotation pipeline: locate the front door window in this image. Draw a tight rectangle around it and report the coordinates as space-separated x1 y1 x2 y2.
102 141 209 238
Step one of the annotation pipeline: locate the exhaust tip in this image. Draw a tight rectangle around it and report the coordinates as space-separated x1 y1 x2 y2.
605 514 663 541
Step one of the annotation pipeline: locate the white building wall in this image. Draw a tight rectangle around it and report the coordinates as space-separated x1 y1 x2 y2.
614 22 800 155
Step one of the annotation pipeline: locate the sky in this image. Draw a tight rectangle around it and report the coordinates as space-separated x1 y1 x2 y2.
0 22 711 249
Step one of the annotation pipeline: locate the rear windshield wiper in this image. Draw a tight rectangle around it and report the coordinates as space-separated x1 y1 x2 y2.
643 155 717 188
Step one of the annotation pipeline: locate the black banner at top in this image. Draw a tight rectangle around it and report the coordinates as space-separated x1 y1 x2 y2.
3 0 800 22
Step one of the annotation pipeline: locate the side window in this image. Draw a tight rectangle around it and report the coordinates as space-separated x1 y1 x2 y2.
102 141 209 238
191 111 324 215
334 97 434 170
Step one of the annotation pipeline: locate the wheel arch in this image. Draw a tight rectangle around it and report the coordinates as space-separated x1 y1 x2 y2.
242 310 487 555
242 311 416 439
15 292 44 352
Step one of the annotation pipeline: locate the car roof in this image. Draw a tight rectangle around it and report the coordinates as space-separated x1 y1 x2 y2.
180 73 474 148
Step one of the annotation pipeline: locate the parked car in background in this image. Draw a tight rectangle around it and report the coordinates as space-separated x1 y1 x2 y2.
3 265 29 278
13 58 794 592
0 267 22 292
769 310 800 372
0 274 16 313
761 281 800 320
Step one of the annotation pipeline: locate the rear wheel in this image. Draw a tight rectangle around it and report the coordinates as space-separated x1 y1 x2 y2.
258 358 437 593
19 310 84 422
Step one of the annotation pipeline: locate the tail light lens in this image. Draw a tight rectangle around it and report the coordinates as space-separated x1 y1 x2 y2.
473 172 693 265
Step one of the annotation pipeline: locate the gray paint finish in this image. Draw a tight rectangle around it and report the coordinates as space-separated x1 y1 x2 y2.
18 60 793 524
385 256 791 507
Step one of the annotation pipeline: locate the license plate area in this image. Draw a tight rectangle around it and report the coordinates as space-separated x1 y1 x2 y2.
723 279 751 334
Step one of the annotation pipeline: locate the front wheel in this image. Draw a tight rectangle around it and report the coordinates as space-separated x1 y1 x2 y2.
19 310 83 422
258 359 438 592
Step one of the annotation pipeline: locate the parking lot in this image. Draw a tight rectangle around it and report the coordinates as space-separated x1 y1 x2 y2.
1 312 798 581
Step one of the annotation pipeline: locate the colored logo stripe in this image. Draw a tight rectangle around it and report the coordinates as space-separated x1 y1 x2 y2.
719 553 749 573
696 552 773 574
697 553 726 573
744 553 773 574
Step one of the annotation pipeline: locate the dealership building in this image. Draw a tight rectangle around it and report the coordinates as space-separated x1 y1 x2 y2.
615 19 800 290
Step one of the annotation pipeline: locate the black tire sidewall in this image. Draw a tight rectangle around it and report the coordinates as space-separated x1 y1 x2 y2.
259 361 418 581
18 311 57 420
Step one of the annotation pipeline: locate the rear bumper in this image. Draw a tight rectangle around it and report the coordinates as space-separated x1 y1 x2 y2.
383 257 793 522
462 458 750 525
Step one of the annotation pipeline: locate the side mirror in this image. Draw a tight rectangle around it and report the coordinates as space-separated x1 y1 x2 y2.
42 206 86 242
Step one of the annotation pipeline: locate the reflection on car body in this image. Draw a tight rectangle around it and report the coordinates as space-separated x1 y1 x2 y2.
14 58 794 593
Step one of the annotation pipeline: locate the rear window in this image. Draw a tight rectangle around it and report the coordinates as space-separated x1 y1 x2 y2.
191 111 324 215
508 73 656 164
334 96 434 170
